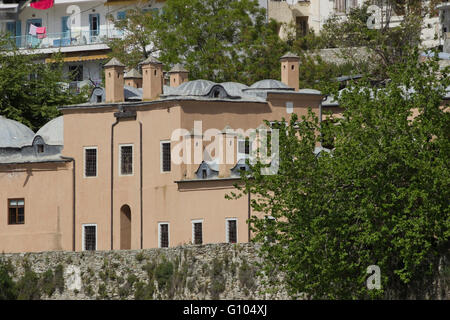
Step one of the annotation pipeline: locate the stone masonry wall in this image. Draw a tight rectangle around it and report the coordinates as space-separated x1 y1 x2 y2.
1 243 289 300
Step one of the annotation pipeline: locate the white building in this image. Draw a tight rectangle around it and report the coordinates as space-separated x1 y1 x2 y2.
267 0 443 49
0 0 166 87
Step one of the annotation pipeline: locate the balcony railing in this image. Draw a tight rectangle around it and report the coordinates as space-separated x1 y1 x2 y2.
6 28 124 50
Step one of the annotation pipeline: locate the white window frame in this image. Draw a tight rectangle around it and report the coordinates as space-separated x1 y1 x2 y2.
225 218 238 243
82 223 97 251
237 138 250 160
119 144 134 176
83 146 98 178
191 219 204 245
160 140 171 173
158 222 170 248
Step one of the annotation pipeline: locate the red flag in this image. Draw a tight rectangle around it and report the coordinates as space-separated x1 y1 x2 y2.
30 0 54 10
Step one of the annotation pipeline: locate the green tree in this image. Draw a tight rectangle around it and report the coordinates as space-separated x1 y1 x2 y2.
229 50 449 299
108 0 288 85
320 1 426 82
0 36 89 131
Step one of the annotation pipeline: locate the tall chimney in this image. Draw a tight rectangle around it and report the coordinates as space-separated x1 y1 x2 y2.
280 52 300 91
124 68 142 88
104 58 125 103
140 56 164 100
168 63 189 87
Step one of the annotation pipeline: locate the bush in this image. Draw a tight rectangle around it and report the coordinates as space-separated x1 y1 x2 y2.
0 259 17 300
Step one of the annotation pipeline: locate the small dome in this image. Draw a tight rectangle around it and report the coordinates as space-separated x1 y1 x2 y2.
220 82 249 96
298 88 322 95
35 116 63 146
247 79 293 90
169 79 216 96
0 116 34 148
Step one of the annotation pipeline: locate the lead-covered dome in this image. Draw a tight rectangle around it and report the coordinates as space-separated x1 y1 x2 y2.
246 79 293 91
167 79 215 96
0 116 34 148
34 116 63 146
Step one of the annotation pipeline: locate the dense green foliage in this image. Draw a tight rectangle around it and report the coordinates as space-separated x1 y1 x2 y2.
108 0 288 84
0 258 65 300
229 51 449 299
0 36 89 131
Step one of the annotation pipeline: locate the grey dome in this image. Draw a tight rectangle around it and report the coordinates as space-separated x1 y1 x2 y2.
298 88 322 95
0 116 34 148
247 79 293 90
220 82 249 96
35 116 63 146
169 79 215 96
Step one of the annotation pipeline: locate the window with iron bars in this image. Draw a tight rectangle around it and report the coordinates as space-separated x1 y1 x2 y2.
161 142 171 172
227 219 237 243
120 145 133 175
159 223 169 248
85 147 97 177
193 221 203 245
83 225 96 251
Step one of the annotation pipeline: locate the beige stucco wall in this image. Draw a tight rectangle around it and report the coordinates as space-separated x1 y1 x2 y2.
0 162 73 253
54 91 322 253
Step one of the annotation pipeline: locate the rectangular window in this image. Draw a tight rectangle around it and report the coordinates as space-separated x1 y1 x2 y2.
238 139 250 159
8 199 25 225
161 141 171 172
159 223 169 248
69 65 83 82
226 218 237 243
84 147 97 177
82 224 97 251
120 145 133 175
192 220 203 245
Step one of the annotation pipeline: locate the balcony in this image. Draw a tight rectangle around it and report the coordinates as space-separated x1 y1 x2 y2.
6 28 124 51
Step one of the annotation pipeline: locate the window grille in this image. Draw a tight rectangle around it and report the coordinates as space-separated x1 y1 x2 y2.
83 225 96 251
121 145 133 175
160 224 169 248
161 142 171 172
227 219 237 243
85 148 97 177
8 199 24 225
193 222 203 245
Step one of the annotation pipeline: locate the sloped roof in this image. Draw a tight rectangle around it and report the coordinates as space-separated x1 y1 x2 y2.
104 57 125 67
168 63 188 73
124 68 142 79
140 56 163 65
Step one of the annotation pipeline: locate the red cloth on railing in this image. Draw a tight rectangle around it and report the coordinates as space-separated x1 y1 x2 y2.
30 0 54 10
36 27 46 39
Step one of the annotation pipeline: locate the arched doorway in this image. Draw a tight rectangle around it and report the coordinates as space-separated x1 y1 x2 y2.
120 205 131 250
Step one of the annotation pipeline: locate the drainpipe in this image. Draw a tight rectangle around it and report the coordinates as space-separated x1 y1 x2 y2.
61 156 76 251
139 121 143 249
111 119 119 250
248 191 251 242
